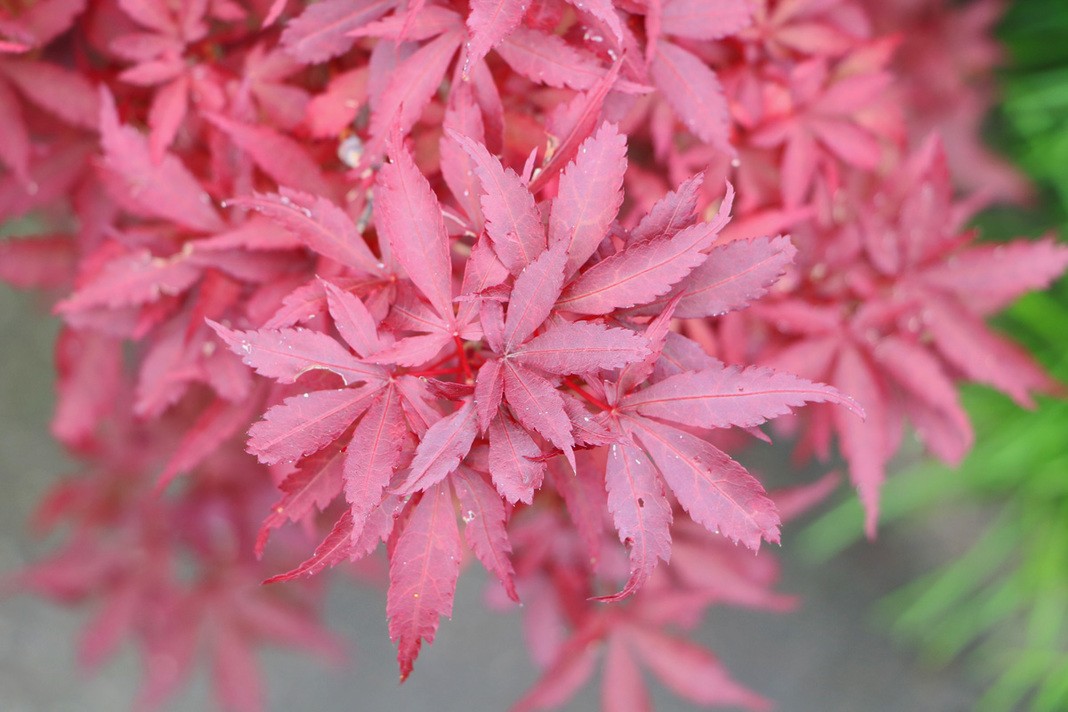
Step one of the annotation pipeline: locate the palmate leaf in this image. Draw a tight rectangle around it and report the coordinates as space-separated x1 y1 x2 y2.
649 40 730 150
548 122 627 278
917 238 1068 315
305 66 368 137
464 0 527 70
503 240 568 350
473 357 504 431
622 363 862 431
321 279 383 357
577 291 863 567
439 89 486 228
367 30 463 154
98 89 224 233
56 248 200 314
630 235 798 318
376 133 456 322
924 295 1057 407
349 5 461 41
624 624 771 710
630 175 704 245
526 61 622 194
0 77 30 183
246 384 381 464
263 510 356 584
495 26 608 91
511 624 603 712
159 43 881 697
397 400 478 494
256 443 346 556
193 216 302 253
557 218 726 316
832 344 889 537
602 633 650 712
488 414 546 505
226 190 384 275
511 321 649 375
210 321 388 387
600 438 672 602
156 398 259 492
1 59 98 130
627 415 780 550
563 0 623 44
280 0 394 63
550 454 608 565
370 332 454 370
452 466 518 601
265 497 401 584
452 130 545 272
502 361 576 471
344 384 409 540
205 113 333 197
387 483 462 681
659 0 752 41
873 335 972 464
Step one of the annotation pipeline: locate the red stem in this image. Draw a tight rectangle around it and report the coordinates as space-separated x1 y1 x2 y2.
564 376 610 412
454 336 473 383
417 351 456 374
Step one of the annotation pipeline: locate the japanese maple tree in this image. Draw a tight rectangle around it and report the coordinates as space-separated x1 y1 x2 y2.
1 0 1066 710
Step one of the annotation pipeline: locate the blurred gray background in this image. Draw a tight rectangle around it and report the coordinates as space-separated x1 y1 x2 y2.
0 283 981 712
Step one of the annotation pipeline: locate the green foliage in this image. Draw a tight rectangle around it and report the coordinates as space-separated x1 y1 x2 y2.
802 2 1068 709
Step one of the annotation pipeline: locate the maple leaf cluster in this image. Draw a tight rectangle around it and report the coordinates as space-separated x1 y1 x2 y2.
2 0 1066 710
